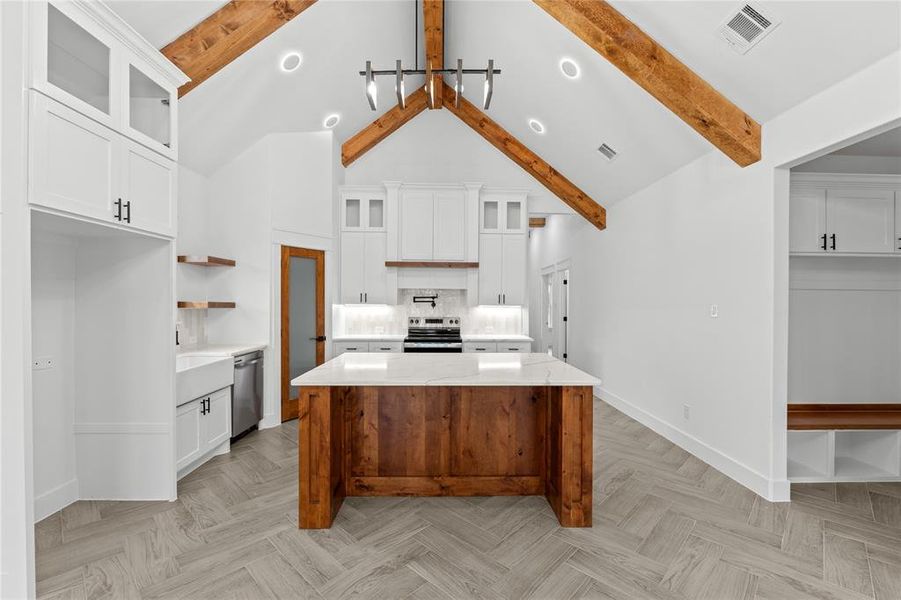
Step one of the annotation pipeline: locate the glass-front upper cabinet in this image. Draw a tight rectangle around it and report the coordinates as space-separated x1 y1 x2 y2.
36 2 117 127
481 194 526 233
126 63 175 156
341 190 386 231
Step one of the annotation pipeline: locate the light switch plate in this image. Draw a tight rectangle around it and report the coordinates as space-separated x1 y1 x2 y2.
709 304 719 318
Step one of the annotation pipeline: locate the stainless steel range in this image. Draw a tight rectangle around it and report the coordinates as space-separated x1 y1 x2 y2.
403 317 463 353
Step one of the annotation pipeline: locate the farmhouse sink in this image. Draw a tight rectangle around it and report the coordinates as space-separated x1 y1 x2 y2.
176 354 233 406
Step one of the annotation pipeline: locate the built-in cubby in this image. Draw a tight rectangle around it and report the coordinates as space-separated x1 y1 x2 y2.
788 429 901 482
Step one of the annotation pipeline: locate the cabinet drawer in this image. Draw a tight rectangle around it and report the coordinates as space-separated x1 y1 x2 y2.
464 342 498 353
368 341 402 353
497 341 531 353
334 341 369 355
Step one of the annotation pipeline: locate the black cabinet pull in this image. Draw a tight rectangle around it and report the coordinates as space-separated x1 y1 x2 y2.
497 294 501 304
820 233 827 251
114 199 122 221
124 201 131 223
364 292 368 303
503 293 506 304
359 293 362 303
830 233 836 251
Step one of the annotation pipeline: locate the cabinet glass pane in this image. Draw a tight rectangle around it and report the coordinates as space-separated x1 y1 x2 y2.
47 5 110 114
483 201 499 229
345 199 361 228
129 65 171 147
506 201 522 230
369 199 384 228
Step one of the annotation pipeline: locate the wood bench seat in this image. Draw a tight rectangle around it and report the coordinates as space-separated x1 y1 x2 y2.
788 404 901 430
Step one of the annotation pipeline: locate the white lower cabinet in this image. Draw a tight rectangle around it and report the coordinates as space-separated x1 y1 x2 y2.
464 342 497 353
334 340 402 355
464 341 531 353
497 341 531 353
29 91 176 238
787 429 901 482
176 386 231 476
368 341 403 353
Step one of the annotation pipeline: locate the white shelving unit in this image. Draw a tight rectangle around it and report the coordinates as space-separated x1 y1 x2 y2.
788 429 901 482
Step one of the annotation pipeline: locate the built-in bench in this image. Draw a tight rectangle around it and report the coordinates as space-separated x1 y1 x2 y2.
787 404 901 483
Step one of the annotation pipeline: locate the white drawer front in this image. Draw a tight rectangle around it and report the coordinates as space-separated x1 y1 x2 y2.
334 341 369 355
463 342 498 353
497 341 531 353
368 341 402 353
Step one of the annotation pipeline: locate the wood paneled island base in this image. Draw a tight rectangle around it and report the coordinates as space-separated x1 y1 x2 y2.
298 385 593 528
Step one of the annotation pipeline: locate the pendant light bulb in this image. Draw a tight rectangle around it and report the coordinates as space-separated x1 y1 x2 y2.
395 60 405 109
365 60 377 111
483 59 494 110
454 59 463 108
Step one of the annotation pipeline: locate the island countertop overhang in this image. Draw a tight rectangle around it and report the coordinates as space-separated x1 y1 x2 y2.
291 352 600 387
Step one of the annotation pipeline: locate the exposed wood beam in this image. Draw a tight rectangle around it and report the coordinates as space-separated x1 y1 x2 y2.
341 88 430 167
442 83 606 230
162 0 317 97
423 0 444 109
528 217 546 228
533 0 761 167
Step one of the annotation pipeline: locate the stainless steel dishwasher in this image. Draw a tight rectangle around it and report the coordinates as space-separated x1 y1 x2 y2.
232 351 263 439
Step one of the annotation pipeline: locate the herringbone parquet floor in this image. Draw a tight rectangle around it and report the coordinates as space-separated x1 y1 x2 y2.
35 400 901 599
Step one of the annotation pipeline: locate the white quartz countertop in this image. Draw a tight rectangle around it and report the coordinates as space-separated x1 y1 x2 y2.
463 334 534 342
292 352 599 387
177 343 267 358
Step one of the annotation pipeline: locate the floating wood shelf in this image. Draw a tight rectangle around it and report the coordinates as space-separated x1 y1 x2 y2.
177 255 236 267
788 404 901 430
385 261 478 269
177 301 236 309
529 217 546 228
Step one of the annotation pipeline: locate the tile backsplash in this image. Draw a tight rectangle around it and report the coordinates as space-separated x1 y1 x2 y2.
334 289 525 336
177 309 208 349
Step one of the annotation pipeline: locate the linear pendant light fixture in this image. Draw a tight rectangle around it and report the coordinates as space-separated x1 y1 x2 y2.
360 59 499 111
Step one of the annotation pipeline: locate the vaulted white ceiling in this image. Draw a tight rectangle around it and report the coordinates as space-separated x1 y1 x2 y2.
108 0 900 206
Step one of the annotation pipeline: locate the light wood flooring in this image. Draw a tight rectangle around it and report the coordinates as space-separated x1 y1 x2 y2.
35 400 901 599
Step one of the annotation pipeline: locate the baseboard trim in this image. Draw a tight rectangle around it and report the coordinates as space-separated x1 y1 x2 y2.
34 478 78 522
599 387 790 502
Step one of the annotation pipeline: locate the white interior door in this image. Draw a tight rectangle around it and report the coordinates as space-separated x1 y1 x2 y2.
540 270 556 356
827 189 895 253
557 267 570 362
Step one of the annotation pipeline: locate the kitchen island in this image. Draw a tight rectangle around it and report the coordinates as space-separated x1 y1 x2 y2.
292 352 599 529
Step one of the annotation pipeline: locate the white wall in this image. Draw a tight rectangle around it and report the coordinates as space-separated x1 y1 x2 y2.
345 109 574 215
31 235 77 520
204 131 339 427
793 154 901 175
530 51 901 501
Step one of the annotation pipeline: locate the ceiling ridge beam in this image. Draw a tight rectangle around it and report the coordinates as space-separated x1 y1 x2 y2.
162 0 317 97
341 88 430 167
441 83 606 230
423 0 444 108
533 0 761 167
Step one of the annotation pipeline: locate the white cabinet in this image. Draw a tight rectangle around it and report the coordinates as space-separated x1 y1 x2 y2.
342 191 385 231
498 341 532 353
789 176 899 255
29 0 184 160
398 188 466 261
896 195 901 252
334 340 403 355
479 233 526 305
334 341 368 354
481 193 526 233
340 232 388 304
29 93 176 237
176 386 231 476
29 92 117 223
368 341 402 353
464 342 497 353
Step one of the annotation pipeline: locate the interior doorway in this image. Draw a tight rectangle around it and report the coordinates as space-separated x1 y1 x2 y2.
540 261 571 362
280 246 325 422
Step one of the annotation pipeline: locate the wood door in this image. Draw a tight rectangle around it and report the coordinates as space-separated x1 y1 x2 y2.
281 246 325 421
827 189 895 253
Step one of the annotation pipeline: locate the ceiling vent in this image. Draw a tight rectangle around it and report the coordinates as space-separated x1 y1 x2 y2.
718 4 780 54
597 143 617 162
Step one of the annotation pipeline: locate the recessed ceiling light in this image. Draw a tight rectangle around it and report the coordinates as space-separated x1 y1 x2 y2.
559 58 580 79
528 119 545 134
280 51 302 73
323 114 340 129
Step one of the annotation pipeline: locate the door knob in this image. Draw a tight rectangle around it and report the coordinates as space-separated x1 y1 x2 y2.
308 336 327 342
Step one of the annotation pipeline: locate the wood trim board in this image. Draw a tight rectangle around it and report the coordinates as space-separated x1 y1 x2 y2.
385 261 478 269
177 255 236 267
788 403 901 430
176 301 235 309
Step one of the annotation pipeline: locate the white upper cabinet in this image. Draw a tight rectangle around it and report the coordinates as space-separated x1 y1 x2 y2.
481 192 526 233
341 231 388 304
790 175 899 255
501 234 527 305
896 195 901 252
120 139 176 237
29 0 185 160
342 190 386 231
478 233 526 306
398 187 466 261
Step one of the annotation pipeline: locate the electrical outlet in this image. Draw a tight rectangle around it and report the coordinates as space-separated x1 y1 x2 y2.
683 404 691 420
709 304 719 318
32 356 54 371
